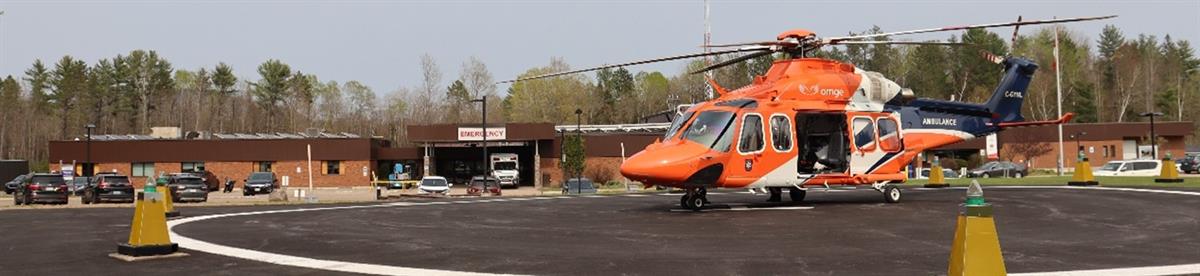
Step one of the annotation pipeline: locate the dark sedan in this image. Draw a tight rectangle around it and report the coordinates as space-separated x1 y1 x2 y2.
14 173 69 205
167 175 209 202
81 174 135 204
5 174 26 194
1179 154 1200 174
243 172 277 196
966 161 1029 178
467 176 501 196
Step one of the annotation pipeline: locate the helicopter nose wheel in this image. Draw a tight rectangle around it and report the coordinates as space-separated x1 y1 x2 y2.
680 188 709 211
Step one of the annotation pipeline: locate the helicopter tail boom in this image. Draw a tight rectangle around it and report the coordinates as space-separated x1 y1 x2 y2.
984 57 1039 123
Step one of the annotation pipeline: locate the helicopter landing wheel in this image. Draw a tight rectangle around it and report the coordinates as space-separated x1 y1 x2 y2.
788 187 806 202
680 189 707 211
883 184 902 203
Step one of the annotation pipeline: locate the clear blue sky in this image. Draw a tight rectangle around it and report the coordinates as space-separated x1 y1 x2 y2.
0 0 1197 95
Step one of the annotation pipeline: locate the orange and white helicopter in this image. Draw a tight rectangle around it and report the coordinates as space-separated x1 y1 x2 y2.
504 15 1114 210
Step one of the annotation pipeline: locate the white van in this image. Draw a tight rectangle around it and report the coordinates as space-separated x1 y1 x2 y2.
1094 160 1162 177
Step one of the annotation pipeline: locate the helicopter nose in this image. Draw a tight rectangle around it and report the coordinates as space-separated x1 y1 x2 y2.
620 141 711 184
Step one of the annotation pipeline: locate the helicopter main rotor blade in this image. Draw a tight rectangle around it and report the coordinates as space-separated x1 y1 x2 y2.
498 46 772 84
689 50 775 74
704 41 798 48
832 41 969 46
823 15 1116 44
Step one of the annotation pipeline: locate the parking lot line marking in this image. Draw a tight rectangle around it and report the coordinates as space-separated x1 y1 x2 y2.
166 186 1200 276
623 194 649 197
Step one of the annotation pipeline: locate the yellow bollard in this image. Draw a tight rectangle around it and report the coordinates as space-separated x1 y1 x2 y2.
110 190 187 261
948 181 1006 276
925 157 950 188
162 185 180 217
1155 156 1183 183
1067 157 1099 186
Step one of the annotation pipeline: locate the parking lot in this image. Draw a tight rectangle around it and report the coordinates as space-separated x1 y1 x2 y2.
2 185 1198 275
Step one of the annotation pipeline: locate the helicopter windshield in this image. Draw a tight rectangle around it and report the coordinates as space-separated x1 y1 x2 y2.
663 111 695 140
682 110 736 151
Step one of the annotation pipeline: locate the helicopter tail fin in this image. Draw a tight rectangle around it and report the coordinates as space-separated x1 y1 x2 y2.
984 57 1039 123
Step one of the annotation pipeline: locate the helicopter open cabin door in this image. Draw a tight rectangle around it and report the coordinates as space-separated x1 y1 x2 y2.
795 113 849 176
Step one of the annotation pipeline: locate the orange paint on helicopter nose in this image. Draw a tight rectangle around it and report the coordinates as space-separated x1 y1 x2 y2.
620 140 713 185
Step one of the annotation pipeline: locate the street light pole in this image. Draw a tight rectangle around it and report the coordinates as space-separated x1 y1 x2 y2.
575 108 583 194
470 97 488 184
85 123 95 177
1140 112 1164 159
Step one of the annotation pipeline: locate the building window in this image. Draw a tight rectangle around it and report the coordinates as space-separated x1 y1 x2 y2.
255 161 275 172
182 162 205 172
324 161 341 175
132 162 155 177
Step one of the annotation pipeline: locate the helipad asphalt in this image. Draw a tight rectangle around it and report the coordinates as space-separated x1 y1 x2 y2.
2 186 1198 275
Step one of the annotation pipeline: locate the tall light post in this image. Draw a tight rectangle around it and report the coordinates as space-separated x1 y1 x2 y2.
85 124 95 177
574 108 583 194
470 96 488 181
1139 112 1164 159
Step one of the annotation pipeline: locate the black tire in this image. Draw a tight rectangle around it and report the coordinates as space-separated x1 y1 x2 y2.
680 194 691 209
883 185 901 203
688 194 706 211
82 190 91 204
24 193 33 205
789 187 807 202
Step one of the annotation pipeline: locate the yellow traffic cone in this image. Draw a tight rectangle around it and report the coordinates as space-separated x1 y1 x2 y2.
1155 154 1183 183
162 186 180 218
948 181 1006 276
1068 156 1099 186
109 190 188 261
925 157 949 188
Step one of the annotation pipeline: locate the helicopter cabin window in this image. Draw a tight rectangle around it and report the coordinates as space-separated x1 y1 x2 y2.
738 114 765 154
877 118 901 152
852 117 876 151
769 115 792 152
664 110 695 140
683 111 737 151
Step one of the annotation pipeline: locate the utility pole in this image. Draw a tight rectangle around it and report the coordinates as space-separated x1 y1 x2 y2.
703 0 713 99
1053 21 1065 176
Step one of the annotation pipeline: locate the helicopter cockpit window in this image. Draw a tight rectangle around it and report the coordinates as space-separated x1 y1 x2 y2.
738 114 765 154
664 111 695 140
769 115 792 152
877 118 901 152
683 111 736 151
852 117 876 151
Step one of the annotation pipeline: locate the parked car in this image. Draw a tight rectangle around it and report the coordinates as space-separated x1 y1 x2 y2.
70 176 91 196
5 174 27 194
1094 160 1164 177
966 161 1028 178
13 173 69 205
81 173 135 204
417 176 451 194
167 174 209 202
1179 154 1200 174
919 168 960 179
466 176 501 196
243 172 277 196
561 177 597 194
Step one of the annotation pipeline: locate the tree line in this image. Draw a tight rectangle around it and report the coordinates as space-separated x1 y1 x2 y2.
0 24 1196 169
